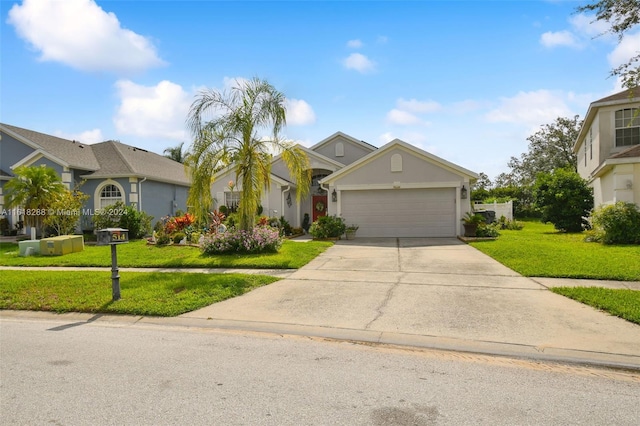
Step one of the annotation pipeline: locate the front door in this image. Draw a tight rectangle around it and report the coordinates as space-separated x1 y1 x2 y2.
312 195 328 222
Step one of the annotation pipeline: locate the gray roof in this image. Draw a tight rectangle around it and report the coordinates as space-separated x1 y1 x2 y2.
611 144 640 159
592 88 639 105
87 141 190 185
2 123 100 170
1 123 190 186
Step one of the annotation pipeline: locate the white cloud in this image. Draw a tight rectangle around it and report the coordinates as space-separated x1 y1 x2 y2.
54 128 104 144
568 13 610 38
377 35 388 44
540 30 580 48
386 109 423 126
343 53 375 73
114 80 191 141
285 99 316 126
396 98 441 114
378 132 395 144
608 32 640 68
485 90 574 130
346 39 363 48
7 0 165 74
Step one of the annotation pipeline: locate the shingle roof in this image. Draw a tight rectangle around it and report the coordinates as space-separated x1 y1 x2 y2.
593 88 639 104
1 123 100 170
1 123 190 186
611 144 640 159
86 141 190 185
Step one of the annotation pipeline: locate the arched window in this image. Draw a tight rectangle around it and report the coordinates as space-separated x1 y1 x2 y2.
99 184 123 208
615 108 640 147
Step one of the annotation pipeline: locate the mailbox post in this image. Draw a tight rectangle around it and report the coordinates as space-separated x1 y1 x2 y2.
97 228 129 301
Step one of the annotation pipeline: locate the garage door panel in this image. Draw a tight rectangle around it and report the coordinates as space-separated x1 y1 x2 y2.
341 188 456 237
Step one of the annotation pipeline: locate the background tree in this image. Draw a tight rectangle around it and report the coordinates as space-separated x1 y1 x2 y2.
186 77 311 230
43 188 89 236
4 165 66 237
577 0 640 89
471 172 492 201
163 142 186 163
506 115 582 187
533 168 593 232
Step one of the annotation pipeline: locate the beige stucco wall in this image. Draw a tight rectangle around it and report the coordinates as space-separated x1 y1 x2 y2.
313 135 374 165
330 147 463 187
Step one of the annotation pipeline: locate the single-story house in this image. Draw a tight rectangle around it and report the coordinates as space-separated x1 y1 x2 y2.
573 89 640 208
0 123 190 234
211 132 478 237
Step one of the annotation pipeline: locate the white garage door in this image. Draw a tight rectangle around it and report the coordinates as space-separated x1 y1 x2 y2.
341 188 456 237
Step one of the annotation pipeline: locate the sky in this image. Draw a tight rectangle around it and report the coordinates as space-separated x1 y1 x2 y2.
2 0 638 181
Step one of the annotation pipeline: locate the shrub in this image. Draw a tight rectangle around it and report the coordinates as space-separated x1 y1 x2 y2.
92 201 152 239
497 216 524 230
533 169 593 232
156 233 171 246
476 223 500 238
590 202 640 245
309 215 346 239
172 232 186 244
200 226 282 254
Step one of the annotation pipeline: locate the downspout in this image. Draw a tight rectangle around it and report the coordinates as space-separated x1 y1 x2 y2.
138 177 147 212
320 182 331 215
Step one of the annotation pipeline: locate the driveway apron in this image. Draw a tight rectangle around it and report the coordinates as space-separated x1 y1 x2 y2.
183 238 640 362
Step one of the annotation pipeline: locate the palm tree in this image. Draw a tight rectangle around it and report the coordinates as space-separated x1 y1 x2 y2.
186 77 311 230
4 165 66 237
163 142 186 163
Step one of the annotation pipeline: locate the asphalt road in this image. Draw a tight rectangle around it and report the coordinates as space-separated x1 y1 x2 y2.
1 317 639 425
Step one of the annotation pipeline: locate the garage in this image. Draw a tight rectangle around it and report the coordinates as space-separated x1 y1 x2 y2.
340 188 456 237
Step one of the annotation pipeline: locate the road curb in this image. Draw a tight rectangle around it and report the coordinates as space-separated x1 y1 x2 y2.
2 309 638 372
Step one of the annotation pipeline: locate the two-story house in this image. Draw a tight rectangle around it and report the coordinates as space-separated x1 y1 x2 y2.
0 123 190 235
210 132 478 237
574 89 640 208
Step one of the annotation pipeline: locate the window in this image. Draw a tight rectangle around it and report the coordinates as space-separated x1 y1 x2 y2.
615 108 640 147
225 191 240 212
99 184 123 209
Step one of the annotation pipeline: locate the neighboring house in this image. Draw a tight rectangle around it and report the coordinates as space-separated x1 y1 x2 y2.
211 132 478 237
574 89 640 209
0 123 190 234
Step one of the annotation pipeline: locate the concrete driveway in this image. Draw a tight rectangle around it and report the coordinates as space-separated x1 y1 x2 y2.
183 238 640 367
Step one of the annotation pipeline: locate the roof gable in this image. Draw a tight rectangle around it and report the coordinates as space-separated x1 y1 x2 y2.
310 131 377 154
1 123 100 171
321 139 478 184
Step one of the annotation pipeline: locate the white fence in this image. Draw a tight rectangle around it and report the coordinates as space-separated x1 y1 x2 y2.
473 200 513 221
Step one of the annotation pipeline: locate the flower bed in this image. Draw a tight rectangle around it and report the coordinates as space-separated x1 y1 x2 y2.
201 226 282 254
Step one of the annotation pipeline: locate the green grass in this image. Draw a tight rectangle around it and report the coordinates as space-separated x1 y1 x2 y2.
0 239 332 269
469 221 640 281
0 270 279 316
551 287 640 325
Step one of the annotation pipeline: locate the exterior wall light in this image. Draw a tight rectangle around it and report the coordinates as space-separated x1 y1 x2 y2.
332 189 337 202
461 185 468 199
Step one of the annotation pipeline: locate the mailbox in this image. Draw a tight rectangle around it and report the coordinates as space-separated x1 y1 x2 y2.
97 228 129 245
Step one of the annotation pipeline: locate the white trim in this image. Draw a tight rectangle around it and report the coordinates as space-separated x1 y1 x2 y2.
94 179 126 210
11 150 69 170
336 181 462 191
310 131 376 154
321 139 478 185
0 124 43 150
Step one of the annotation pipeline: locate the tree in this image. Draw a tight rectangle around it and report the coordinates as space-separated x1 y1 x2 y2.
43 188 89 236
506 115 582 187
471 172 491 201
576 0 640 89
4 165 66 236
164 142 186 163
533 168 594 232
186 77 311 230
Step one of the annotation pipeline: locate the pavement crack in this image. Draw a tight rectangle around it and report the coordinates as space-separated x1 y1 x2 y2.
365 279 401 330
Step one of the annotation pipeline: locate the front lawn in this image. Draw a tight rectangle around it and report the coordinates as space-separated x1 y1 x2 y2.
551 287 640 325
0 270 278 316
469 221 640 281
0 239 332 269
